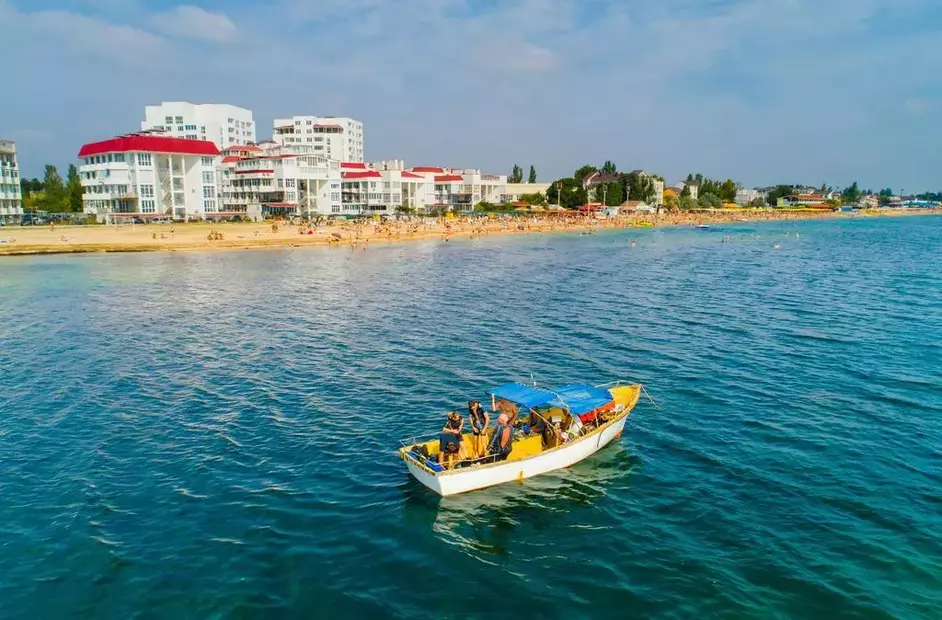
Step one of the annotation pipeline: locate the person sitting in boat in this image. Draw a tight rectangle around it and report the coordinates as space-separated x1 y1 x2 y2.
439 411 467 468
468 400 489 458
488 413 514 462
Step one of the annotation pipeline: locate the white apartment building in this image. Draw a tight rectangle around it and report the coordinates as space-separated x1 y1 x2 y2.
339 164 508 215
272 116 364 163
0 139 23 223
218 143 342 219
735 188 767 205
141 102 255 150
78 133 221 221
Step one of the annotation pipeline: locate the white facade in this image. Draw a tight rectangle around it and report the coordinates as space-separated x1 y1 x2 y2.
0 139 22 223
272 116 364 163
735 188 767 205
78 134 221 221
504 182 551 202
141 102 255 150
219 143 342 220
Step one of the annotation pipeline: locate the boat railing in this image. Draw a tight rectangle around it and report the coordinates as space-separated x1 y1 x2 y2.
398 431 442 449
595 379 641 389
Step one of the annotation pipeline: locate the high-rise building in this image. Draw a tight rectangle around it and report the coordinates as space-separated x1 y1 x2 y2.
0 139 22 223
272 116 364 162
77 133 221 221
141 102 255 150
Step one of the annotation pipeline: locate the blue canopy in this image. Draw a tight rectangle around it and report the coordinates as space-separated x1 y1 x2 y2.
553 384 613 416
488 383 559 409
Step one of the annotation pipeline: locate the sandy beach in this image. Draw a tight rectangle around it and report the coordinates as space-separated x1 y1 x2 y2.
0 209 936 256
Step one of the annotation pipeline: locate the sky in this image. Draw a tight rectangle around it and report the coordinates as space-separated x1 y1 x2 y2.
1 0 941 191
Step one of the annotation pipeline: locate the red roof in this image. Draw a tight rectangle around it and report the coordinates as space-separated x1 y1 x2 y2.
341 162 367 169
401 172 423 179
222 144 260 153
412 166 445 173
343 171 382 179
221 155 242 164
78 134 220 157
434 174 463 182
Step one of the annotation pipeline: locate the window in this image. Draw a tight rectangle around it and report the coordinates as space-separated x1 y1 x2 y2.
331 193 340 201
137 154 152 166
175 116 183 123
185 124 197 131
200 126 206 134
141 199 156 213
107 154 113 162
202 186 216 198
202 171 214 184
201 157 214 166
115 154 125 163
165 116 173 124
186 135 198 140
285 179 296 188
203 199 217 212
140 184 154 198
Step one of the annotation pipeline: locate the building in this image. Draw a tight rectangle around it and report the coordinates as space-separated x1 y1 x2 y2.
504 182 551 202
735 188 767 205
218 143 342 219
628 170 664 205
673 182 699 201
141 102 255 150
77 133 221 221
272 116 364 163
0 139 23 224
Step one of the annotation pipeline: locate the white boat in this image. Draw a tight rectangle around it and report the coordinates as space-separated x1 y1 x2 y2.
398 381 643 496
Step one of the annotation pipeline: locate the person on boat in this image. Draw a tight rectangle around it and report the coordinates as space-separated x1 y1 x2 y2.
468 400 489 458
439 411 466 468
488 413 514 462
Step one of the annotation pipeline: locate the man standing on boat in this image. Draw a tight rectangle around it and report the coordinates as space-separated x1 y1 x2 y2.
468 400 489 459
488 414 514 462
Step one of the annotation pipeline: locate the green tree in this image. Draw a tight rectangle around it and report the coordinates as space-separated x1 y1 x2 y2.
680 195 698 210
510 165 523 183
699 192 723 209
597 181 624 206
841 181 861 204
519 192 547 206
40 165 68 212
766 185 794 207
664 192 680 211
718 179 737 203
601 160 617 174
66 164 84 212
573 165 598 185
748 197 767 208
548 177 587 209
624 171 655 203
528 165 537 183
396 200 415 215
680 185 691 199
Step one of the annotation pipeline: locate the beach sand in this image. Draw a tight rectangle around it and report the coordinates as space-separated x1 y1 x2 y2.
0 209 936 256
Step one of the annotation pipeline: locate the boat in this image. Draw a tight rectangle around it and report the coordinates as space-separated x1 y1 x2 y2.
398 381 643 496
694 224 711 229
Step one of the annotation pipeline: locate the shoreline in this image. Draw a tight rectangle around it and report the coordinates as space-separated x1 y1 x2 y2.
0 209 938 257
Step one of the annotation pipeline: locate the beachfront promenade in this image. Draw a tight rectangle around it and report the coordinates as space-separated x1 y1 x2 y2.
0 209 936 256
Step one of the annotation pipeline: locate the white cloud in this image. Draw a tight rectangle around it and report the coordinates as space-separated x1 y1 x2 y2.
152 5 238 43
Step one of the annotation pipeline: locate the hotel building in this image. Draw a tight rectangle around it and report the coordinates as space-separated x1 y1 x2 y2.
77 133 221 221
218 143 342 219
141 102 255 150
272 116 364 163
0 139 23 223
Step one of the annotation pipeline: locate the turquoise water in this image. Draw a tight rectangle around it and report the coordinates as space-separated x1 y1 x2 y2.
1 216 941 619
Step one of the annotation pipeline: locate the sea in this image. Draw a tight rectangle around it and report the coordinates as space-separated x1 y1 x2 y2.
1 216 940 619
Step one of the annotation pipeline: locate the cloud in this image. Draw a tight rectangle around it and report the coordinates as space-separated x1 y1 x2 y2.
151 5 238 43
5 0 942 191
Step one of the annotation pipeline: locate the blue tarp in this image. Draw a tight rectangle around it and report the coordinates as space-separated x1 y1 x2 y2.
488 383 560 409
553 384 613 416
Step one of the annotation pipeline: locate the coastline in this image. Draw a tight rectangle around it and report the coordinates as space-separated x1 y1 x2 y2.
0 208 937 257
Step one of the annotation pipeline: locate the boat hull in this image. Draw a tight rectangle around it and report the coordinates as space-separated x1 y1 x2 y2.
405 414 630 497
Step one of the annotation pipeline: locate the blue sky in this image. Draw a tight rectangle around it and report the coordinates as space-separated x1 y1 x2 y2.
2 0 941 191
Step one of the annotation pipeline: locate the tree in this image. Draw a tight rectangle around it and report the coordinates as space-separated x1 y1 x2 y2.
699 193 723 209
40 165 68 212
624 171 655 203
547 177 587 209
527 165 537 184
601 160 617 174
396 200 415 215
718 179 737 203
841 181 861 204
66 164 84 212
519 192 547 206
680 195 698 210
748 197 766 208
573 165 598 186
510 165 523 184
599 181 624 206
680 185 691 199
766 185 794 207
664 192 680 211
